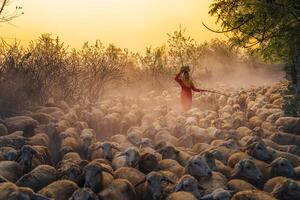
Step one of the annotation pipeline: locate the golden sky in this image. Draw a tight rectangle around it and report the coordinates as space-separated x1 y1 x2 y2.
0 0 223 52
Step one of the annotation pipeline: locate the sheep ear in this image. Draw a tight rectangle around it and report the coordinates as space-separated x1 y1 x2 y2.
95 143 103 150
15 151 21 161
117 152 125 157
134 177 146 187
200 194 213 200
271 183 284 196
174 183 183 192
111 144 121 151
266 161 276 168
231 162 242 178
162 176 175 184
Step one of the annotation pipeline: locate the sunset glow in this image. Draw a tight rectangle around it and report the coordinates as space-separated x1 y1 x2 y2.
0 0 222 51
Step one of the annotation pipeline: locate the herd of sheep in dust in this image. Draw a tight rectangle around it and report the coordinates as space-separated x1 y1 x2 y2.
1 80 300 200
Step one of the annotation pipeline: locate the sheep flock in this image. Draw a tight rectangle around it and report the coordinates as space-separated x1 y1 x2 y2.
0 81 299 200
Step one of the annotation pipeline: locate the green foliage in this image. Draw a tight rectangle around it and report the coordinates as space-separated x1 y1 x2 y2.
167 26 202 71
79 41 128 102
208 0 300 63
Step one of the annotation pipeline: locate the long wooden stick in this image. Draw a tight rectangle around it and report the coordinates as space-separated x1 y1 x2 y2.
202 89 229 97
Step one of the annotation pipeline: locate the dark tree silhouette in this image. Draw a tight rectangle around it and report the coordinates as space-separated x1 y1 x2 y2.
0 0 23 22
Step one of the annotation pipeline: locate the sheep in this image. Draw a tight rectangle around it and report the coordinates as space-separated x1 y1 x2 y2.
270 131 300 146
211 139 240 150
230 159 263 188
166 191 198 200
265 157 297 178
263 138 300 156
98 179 136 200
0 182 51 200
57 162 84 186
16 145 51 173
135 171 175 200
267 146 300 167
114 167 145 186
155 129 179 146
192 143 212 154
245 142 273 163
27 133 50 147
4 116 39 133
177 135 194 148
263 176 292 193
126 128 142 146
0 134 27 149
69 188 99 200
0 161 23 182
269 179 300 200
174 175 204 199
80 129 96 149
159 159 184 178
208 145 238 164
227 179 256 193
275 116 300 134
184 155 212 179
38 180 79 200
79 129 96 158
231 190 277 200
139 138 154 148
0 146 18 161
200 188 233 200
0 123 8 136
90 141 121 161
27 112 55 125
83 160 113 193
158 145 192 167
16 164 57 192
138 152 159 174
112 147 140 169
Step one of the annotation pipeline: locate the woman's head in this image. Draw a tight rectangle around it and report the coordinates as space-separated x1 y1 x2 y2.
181 66 190 80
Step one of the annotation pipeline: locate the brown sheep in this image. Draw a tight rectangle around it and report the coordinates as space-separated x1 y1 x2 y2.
83 160 113 193
270 131 300 146
267 146 300 167
263 138 300 156
230 159 263 189
114 167 145 186
0 182 51 200
232 190 277 200
166 191 197 200
227 179 256 193
69 188 99 200
98 179 137 200
17 145 51 173
38 180 78 200
135 171 175 200
158 145 191 167
16 164 57 192
174 175 204 199
0 161 23 182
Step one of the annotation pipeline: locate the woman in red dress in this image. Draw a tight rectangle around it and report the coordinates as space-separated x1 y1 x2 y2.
175 66 204 112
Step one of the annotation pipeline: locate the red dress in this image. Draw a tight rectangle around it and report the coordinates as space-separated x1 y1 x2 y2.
175 73 202 112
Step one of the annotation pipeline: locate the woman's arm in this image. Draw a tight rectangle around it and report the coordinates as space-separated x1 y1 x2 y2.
191 83 204 92
175 72 183 85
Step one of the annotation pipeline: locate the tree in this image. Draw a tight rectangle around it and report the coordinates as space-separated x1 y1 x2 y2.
0 0 23 22
80 41 127 102
206 0 300 114
206 0 300 77
167 26 202 71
